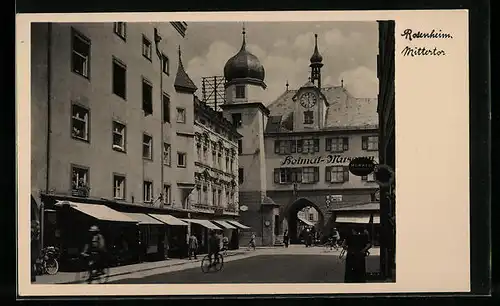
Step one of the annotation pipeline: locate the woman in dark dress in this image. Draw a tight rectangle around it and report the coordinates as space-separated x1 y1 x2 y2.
342 227 372 283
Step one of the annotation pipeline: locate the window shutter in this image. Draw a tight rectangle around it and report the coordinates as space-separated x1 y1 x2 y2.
290 140 296 153
297 140 303 153
325 138 331 152
274 169 280 183
325 166 331 182
343 137 349 151
314 139 320 152
296 169 302 183
314 167 319 182
274 140 280 154
343 166 350 182
362 136 368 150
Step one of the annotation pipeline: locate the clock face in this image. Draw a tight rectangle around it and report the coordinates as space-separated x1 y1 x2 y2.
299 92 318 108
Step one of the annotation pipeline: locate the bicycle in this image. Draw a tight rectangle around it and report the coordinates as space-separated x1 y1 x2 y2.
246 241 256 251
79 252 110 284
323 239 340 252
201 253 224 273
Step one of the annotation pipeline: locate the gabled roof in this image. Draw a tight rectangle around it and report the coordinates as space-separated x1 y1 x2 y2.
265 85 378 132
174 47 198 93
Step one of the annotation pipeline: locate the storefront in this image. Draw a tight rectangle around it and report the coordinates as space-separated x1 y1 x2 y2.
333 202 380 246
120 212 165 262
148 214 189 259
226 220 251 249
211 220 237 250
53 200 138 268
181 218 222 254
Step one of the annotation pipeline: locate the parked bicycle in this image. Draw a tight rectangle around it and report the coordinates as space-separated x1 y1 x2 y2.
35 246 60 275
79 252 110 284
201 253 224 273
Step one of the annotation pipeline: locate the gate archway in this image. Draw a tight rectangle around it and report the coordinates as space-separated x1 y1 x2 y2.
282 197 325 244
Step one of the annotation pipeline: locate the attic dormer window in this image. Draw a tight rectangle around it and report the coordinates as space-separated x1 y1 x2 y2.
235 85 245 99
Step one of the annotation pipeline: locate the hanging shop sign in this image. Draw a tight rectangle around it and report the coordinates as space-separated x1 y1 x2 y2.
239 205 249 212
374 164 395 187
280 155 377 166
348 157 376 176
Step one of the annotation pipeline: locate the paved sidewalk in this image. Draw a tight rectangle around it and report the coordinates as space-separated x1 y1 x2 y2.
35 249 248 284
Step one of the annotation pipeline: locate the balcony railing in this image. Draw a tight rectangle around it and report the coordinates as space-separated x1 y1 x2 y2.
71 186 90 197
192 203 214 212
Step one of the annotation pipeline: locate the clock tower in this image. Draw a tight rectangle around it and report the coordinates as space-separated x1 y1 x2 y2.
309 34 323 89
292 81 328 130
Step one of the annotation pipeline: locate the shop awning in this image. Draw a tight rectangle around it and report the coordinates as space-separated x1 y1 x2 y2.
122 212 164 225
335 213 371 224
182 218 221 230
297 216 315 227
226 220 251 230
149 214 188 226
212 220 237 229
55 201 137 223
372 214 380 224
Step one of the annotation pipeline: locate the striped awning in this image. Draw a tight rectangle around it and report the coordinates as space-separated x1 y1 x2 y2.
55 201 136 223
149 214 188 226
212 220 237 229
181 218 221 230
226 220 251 229
122 212 163 225
335 213 371 224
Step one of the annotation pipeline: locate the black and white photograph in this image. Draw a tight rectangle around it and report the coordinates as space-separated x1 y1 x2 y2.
17 10 472 296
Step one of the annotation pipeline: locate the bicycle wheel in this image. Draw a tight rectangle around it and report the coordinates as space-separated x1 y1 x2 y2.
45 258 59 275
201 256 211 273
213 254 224 272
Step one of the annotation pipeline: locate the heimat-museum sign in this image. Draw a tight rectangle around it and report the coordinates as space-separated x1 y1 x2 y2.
280 155 377 166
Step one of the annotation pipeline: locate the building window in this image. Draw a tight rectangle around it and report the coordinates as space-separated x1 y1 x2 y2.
230 159 234 172
163 184 171 204
304 111 314 124
113 175 125 199
113 22 126 40
218 190 222 206
274 140 296 154
309 213 314 221
162 93 170 123
274 168 302 184
112 58 127 99
142 134 153 160
235 85 245 99
361 173 376 182
112 121 126 152
196 185 202 204
326 137 349 152
203 185 209 204
163 143 171 166
232 113 242 128
176 107 186 123
212 187 216 206
71 104 89 141
71 30 90 78
238 168 244 185
302 167 319 184
217 153 222 168
71 166 89 194
143 181 153 203
161 53 169 75
325 166 349 183
225 157 229 172
142 79 153 116
362 136 379 151
142 35 152 60
238 140 243 154
177 152 187 168
297 139 319 153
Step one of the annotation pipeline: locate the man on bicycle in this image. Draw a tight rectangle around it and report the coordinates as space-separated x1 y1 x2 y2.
207 230 220 267
82 225 107 274
248 232 256 250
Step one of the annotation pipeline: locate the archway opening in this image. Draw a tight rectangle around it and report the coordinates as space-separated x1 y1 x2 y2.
285 198 324 244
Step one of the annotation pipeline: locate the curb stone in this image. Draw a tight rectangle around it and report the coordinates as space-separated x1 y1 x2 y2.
63 251 248 284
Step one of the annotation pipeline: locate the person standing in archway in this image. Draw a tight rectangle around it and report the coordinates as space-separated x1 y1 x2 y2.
283 230 289 248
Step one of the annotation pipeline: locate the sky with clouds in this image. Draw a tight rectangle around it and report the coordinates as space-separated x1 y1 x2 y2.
181 21 379 104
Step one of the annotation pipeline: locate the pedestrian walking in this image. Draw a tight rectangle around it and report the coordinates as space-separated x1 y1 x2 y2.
188 234 198 260
342 227 372 283
31 220 40 282
283 230 289 248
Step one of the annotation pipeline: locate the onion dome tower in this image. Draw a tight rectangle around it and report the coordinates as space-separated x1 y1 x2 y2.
309 34 324 89
223 25 266 104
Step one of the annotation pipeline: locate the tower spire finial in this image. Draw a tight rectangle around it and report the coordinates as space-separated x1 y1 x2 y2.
341 78 344 87
286 80 289 91
240 22 247 50
178 45 181 58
